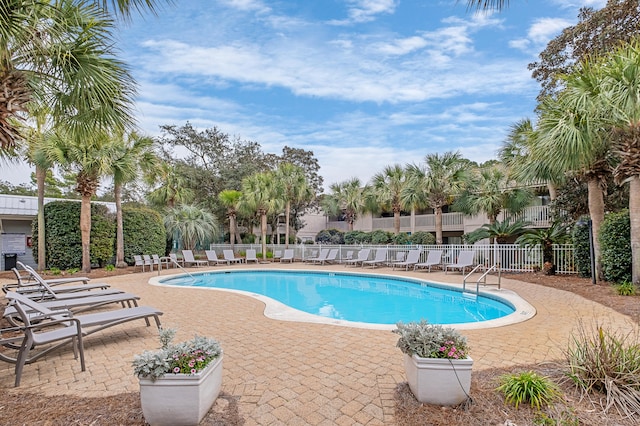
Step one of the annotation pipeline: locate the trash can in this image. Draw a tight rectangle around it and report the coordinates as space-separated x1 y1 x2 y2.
4 253 17 271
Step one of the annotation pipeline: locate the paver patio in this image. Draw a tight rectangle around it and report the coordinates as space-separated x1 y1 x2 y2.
0 263 636 425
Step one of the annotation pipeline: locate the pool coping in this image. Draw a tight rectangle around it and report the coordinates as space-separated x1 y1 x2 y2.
148 268 536 331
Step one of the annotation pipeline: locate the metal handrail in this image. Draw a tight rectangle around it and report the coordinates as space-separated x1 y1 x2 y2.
462 264 485 292
474 264 501 294
158 259 195 281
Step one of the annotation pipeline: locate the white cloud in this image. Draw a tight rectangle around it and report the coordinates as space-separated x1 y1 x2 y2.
375 36 428 56
509 17 572 53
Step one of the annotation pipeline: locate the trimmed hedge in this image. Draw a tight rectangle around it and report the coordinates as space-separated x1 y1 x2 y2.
572 216 592 278
122 206 166 264
315 228 344 244
599 210 631 284
409 231 436 245
32 201 115 269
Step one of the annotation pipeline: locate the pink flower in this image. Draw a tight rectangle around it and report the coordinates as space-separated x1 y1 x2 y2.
191 369 197 374
173 367 180 373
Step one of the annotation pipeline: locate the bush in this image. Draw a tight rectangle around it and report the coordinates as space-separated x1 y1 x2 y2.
572 216 592 278
497 371 559 410
315 228 344 244
32 201 115 270
122 207 166 264
615 281 636 296
369 229 392 244
344 230 369 244
392 233 410 245
599 210 631 284
565 324 640 418
409 231 435 245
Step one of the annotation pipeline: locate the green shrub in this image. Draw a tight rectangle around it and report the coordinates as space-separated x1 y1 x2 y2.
392 232 410 245
565 324 640 418
572 216 592 278
122 207 165 264
369 229 392 244
315 228 344 244
409 231 436 245
32 201 115 270
105 264 116 271
614 281 636 296
497 371 559 409
344 230 369 244
599 210 631 284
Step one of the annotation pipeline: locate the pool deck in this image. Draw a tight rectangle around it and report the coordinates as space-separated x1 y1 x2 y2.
1 262 637 425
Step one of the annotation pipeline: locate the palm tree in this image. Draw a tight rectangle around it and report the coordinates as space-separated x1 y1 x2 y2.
111 133 158 268
370 165 410 235
321 178 369 232
455 164 533 227
239 172 283 261
405 152 466 244
465 218 531 244
499 119 564 201
43 131 118 272
273 163 313 248
532 53 618 281
218 189 243 250
465 0 509 11
516 221 571 274
0 1 138 151
164 204 219 251
146 162 193 208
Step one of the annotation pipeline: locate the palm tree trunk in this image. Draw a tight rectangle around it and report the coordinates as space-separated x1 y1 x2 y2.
229 214 236 251
114 183 127 268
80 194 92 273
587 178 605 281
435 206 443 244
36 166 46 271
547 182 558 201
285 201 291 248
394 210 400 235
629 176 640 284
260 212 267 261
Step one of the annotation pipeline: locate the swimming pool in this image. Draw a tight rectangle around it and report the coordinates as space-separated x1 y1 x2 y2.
154 269 530 329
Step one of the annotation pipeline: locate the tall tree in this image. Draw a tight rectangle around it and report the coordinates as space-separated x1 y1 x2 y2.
370 165 410 235
529 0 640 101
111 132 158 268
0 1 137 150
218 189 243 250
273 163 313 248
321 178 370 232
146 161 193 208
163 204 219 251
405 152 467 244
239 172 282 261
44 131 118 273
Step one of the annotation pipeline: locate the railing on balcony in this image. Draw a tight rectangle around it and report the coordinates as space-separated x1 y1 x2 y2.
506 205 551 228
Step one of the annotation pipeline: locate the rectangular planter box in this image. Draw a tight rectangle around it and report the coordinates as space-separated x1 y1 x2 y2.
404 353 472 406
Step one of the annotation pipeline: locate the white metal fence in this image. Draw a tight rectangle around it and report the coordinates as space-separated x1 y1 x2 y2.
207 243 576 274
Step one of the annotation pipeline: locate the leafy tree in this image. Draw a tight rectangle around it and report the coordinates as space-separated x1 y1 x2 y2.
146 161 193 208
315 229 344 244
163 204 219 251
322 178 370 231
529 0 640 101
370 165 411 235
0 180 34 195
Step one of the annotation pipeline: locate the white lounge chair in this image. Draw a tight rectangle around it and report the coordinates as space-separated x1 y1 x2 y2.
414 250 444 272
223 250 243 264
205 250 226 266
344 249 371 267
392 249 421 270
181 250 208 267
363 248 388 268
7 266 109 295
245 249 259 264
306 248 329 264
387 251 406 267
15 261 92 286
444 250 475 274
315 248 338 265
17 273 124 302
280 249 295 263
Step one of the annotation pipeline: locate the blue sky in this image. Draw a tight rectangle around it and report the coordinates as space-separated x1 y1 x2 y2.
4 0 606 190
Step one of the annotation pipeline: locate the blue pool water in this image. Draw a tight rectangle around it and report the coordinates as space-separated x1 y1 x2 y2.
159 270 515 325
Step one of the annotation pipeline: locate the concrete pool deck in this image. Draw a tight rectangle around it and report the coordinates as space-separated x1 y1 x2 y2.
1 263 637 425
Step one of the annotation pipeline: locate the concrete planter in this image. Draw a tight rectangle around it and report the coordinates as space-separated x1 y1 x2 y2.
404 353 472 406
139 354 223 426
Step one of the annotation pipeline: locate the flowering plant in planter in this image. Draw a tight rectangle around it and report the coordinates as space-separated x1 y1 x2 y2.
393 320 469 359
133 328 222 381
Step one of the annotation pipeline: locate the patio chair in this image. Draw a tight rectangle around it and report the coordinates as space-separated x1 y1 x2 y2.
15 272 124 302
307 248 329 264
3 292 163 387
362 248 388 268
143 255 154 271
344 249 371 267
205 250 226 266
273 250 282 261
387 251 406 267
314 248 338 265
280 249 295 263
182 250 208 267
133 255 146 272
414 250 444 272
245 249 259 264
15 261 93 286
338 250 354 264
444 251 475 274
159 254 175 269
392 249 422 270
151 255 162 271
6 267 109 295
223 250 243 264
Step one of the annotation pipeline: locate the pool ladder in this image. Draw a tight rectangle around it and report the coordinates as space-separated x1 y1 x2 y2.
462 264 501 295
